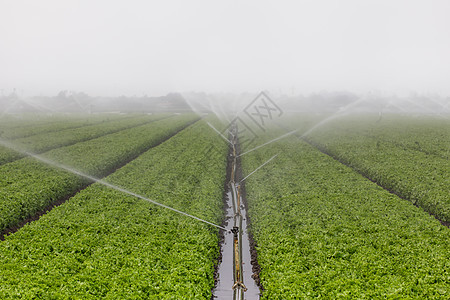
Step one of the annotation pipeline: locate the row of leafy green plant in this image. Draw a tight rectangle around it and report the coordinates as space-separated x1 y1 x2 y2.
0 114 198 233
0 114 169 165
0 113 128 139
311 114 449 159
0 113 91 129
299 115 450 222
241 126 450 299
0 117 228 299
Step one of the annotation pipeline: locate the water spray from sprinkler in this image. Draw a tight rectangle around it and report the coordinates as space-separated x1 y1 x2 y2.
238 153 279 184
0 137 228 231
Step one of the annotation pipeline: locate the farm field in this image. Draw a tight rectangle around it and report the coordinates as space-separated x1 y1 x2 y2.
0 117 228 299
300 114 450 223
0 113 128 139
0 113 170 165
310 114 449 159
0 112 448 299
241 117 450 299
0 114 198 234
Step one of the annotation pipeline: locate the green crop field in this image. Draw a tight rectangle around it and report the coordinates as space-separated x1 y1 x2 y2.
0 112 448 299
241 115 450 299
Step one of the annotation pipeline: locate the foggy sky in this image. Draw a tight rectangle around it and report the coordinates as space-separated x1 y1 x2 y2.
1 0 450 97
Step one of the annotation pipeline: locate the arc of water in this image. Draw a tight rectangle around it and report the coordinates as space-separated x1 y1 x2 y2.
0 138 227 231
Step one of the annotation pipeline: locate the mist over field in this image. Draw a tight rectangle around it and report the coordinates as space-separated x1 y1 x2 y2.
1 0 450 115
1 89 449 118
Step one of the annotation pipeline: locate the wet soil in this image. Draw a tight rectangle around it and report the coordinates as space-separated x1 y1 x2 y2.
212 137 262 299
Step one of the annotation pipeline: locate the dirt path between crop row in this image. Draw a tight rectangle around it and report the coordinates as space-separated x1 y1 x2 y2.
212 132 262 299
302 137 450 229
0 118 200 241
